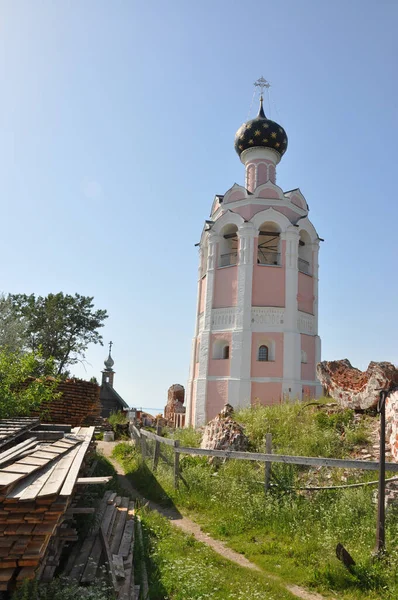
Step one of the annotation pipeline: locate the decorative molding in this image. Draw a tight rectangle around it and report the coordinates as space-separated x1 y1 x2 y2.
251 307 285 326
297 312 315 334
211 308 237 331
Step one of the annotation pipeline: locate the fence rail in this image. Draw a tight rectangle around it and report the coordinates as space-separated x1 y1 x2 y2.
129 425 398 491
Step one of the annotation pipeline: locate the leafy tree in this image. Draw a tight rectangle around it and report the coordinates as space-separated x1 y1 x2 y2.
8 293 108 375
0 293 28 352
0 349 59 419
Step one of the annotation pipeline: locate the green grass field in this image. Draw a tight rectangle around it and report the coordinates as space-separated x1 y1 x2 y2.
113 402 398 600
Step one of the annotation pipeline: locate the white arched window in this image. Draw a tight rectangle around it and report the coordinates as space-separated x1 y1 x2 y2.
258 345 269 362
213 339 230 360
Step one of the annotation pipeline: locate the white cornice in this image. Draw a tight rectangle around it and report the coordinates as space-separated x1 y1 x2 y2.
212 197 307 222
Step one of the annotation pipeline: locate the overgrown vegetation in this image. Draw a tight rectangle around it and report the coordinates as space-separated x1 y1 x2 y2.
12 577 115 600
0 349 59 419
113 402 398 600
137 506 295 600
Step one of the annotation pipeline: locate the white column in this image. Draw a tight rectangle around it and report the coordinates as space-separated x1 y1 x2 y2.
281 227 301 399
185 248 203 426
312 240 323 396
193 233 220 426
228 223 256 409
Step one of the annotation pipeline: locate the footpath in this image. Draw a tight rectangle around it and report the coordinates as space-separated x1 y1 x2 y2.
97 440 334 600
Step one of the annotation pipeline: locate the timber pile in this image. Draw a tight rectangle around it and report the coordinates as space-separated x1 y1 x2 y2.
65 491 137 599
0 423 96 593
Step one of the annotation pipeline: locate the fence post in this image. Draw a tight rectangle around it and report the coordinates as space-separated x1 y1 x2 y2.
264 433 272 493
174 440 180 490
153 425 162 471
141 432 147 461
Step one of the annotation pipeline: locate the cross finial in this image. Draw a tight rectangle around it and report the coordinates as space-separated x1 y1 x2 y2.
254 76 271 99
109 341 113 354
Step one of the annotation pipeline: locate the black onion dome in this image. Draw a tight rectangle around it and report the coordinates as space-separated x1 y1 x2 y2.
234 98 288 158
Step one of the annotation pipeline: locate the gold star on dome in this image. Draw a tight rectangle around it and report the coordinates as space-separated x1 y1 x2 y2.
279 127 283 133
275 142 280 148
254 129 261 136
240 135 245 141
246 124 252 130
262 138 268 143
283 138 287 144
248 139 254 144
263 123 269 129
271 132 277 139
239 145 243 150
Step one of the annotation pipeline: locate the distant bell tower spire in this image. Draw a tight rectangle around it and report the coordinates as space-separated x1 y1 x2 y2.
102 341 115 387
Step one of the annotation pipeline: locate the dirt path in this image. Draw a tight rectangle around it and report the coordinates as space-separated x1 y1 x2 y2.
97 441 333 600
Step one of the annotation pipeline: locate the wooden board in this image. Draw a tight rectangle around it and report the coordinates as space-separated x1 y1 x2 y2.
59 427 94 497
118 520 135 559
38 445 81 497
0 438 38 467
110 498 129 555
76 476 112 485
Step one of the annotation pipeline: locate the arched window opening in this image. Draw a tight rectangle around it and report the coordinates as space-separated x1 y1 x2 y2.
219 224 238 267
213 339 230 360
298 230 312 275
257 222 281 266
258 345 269 362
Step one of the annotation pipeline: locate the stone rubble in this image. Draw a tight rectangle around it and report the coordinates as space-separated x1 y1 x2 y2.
201 404 248 454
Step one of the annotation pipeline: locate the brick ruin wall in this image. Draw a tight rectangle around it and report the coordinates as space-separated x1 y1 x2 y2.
386 390 398 461
317 359 398 462
32 379 101 427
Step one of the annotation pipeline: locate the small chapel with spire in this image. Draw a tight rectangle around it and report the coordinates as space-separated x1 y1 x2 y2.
186 78 322 427
99 342 129 417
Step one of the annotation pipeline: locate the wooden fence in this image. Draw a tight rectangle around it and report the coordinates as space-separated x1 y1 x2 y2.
130 424 398 491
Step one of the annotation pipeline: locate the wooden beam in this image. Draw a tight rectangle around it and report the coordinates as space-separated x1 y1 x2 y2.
176 446 398 472
76 476 112 485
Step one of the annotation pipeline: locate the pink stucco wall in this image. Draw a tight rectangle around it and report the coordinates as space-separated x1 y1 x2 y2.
252 238 285 307
291 193 306 209
224 190 245 204
207 380 229 421
208 332 232 377
302 385 316 399
251 382 282 406
258 187 280 199
297 272 314 314
199 276 206 314
213 266 238 308
301 334 316 381
251 332 283 377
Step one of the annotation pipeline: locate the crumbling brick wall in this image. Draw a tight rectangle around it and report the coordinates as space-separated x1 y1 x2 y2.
386 390 398 461
32 379 101 427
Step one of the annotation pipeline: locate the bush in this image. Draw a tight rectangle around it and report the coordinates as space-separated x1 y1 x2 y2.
108 410 128 430
12 578 115 600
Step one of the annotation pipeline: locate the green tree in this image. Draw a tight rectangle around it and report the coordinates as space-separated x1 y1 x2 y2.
9 293 108 375
0 349 59 419
0 293 28 352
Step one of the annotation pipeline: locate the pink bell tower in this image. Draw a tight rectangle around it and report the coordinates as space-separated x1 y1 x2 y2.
186 79 322 427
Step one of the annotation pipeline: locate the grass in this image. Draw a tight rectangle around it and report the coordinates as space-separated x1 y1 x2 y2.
112 402 398 600
137 505 296 600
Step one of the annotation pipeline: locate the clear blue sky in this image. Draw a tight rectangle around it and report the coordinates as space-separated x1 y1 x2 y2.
0 1 397 412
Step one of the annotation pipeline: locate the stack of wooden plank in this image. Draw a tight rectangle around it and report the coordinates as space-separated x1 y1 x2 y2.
0 425 95 592
66 491 137 599
0 419 40 450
